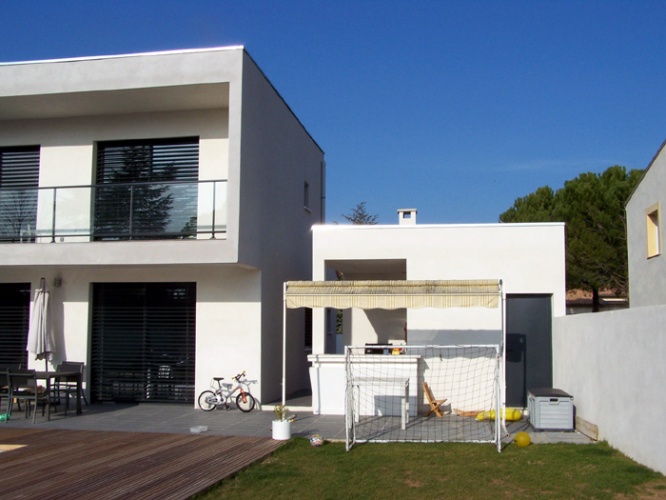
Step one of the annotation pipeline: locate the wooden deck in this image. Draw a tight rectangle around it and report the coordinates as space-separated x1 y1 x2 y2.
0 427 284 499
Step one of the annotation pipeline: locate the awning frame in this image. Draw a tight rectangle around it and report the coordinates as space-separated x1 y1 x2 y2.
281 279 504 405
284 279 502 310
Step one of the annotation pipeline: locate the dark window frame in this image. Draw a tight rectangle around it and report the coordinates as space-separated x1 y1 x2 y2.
90 282 197 403
0 146 40 242
93 137 200 240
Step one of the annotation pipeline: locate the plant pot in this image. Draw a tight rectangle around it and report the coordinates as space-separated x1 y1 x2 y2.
272 419 291 440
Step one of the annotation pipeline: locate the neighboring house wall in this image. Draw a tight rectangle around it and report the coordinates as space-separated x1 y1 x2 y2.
626 140 666 307
0 47 323 405
552 139 666 475
553 308 666 475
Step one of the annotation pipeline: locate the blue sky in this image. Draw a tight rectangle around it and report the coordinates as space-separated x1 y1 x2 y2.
2 1 665 224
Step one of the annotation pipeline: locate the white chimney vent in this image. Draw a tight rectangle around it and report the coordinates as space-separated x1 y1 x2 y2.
398 208 417 225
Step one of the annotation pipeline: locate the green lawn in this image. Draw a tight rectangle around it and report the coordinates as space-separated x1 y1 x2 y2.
197 438 666 499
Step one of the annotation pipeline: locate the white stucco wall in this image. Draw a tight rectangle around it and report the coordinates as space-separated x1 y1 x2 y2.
1 266 265 403
348 308 406 346
0 47 243 261
554 307 666 475
237 52 325 398
312 223 566 353
626 142 666 307
0 47 242 99
0 108 229 242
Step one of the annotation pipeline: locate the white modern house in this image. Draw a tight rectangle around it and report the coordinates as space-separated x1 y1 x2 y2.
626 139 666 307
305 210 566 415
0 47 325 405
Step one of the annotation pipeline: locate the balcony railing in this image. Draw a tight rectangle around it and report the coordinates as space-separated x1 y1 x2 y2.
0 180 227 243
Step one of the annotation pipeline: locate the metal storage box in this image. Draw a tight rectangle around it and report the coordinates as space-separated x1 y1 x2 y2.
528 388 574 431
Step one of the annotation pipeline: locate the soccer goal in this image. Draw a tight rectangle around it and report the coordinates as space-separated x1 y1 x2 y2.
345 344 503 452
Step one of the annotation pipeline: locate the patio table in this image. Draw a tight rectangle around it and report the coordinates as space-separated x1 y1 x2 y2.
36 370 82 415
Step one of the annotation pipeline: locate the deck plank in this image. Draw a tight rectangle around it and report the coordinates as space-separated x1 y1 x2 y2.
0 428 283 499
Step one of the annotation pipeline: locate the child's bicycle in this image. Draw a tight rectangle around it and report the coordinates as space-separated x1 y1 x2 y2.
197 371 257 412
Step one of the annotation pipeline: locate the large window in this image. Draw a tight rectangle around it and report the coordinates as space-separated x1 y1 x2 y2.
0 283 31 367
0 146 40 242
94 137 199 240
90 282 196 403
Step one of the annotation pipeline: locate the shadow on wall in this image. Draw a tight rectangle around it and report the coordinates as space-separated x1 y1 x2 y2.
408 329 503 346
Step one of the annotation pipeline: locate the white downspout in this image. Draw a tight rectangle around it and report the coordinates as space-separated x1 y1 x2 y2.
282 282 287 407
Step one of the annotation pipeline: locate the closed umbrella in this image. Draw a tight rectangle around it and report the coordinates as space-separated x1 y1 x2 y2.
27 278 55 369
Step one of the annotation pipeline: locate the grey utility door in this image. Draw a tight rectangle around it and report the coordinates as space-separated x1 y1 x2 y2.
505 294 553 407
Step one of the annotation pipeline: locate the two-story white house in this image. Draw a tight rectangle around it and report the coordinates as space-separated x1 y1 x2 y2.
0 47 325 406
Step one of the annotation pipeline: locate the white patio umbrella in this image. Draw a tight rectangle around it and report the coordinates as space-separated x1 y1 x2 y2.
27 278 55 369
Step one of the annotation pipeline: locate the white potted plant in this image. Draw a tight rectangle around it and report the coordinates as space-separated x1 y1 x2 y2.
272 404 291 440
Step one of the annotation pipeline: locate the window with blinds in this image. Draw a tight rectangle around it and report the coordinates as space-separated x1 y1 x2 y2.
0 146 40 242
94 137 200 240
0 283 31 367
90 282 196 403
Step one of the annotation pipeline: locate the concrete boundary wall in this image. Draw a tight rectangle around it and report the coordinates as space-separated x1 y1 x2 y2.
553 305 666 474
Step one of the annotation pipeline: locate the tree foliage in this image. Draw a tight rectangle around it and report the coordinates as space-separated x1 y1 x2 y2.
342 201 379 225
500 165 643 310
497 186 556 223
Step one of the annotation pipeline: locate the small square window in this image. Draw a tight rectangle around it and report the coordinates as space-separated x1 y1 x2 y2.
646 204 661 258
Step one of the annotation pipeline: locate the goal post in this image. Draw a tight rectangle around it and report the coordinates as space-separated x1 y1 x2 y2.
345 344 504 452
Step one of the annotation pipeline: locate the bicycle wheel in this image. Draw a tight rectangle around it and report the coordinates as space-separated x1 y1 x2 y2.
198 390 218 411
236 392 255 412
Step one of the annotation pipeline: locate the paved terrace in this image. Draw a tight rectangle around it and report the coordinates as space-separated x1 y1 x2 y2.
0 394 593 444
0 399 594 499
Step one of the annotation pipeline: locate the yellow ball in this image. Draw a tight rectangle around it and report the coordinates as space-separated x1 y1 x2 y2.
514 431 531 448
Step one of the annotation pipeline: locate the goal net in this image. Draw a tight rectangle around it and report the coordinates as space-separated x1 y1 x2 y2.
345 344 503 451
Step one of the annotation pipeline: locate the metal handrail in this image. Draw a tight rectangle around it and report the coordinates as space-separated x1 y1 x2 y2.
0 179 227 243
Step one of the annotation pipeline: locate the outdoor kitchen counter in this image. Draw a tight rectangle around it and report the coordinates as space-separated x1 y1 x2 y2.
308 354 420 416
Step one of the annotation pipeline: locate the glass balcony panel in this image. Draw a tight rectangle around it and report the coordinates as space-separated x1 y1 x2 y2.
0 180 226 243
196 181 227 239
53 186 92 242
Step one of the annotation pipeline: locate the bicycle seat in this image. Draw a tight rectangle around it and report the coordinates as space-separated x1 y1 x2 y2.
213 377 225 382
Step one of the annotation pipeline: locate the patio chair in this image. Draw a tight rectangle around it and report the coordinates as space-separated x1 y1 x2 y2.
55 361 87 415
7 370 51 423
0 369 10 418
422 382 447 418
0 364 22 417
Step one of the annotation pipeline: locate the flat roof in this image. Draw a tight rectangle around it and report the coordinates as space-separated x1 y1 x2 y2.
312 222 565 231
0 45 245 66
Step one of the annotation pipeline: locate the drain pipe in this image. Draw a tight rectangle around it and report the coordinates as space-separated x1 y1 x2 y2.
282 282 287 407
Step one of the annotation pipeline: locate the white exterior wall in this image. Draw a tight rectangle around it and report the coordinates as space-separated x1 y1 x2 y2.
237 53 325 399
626 142 666 307
554 307 666 475
312 223 566 353
0 47 324 405
308 222 565 415
0 109 229 245
1 266 264 400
